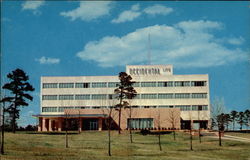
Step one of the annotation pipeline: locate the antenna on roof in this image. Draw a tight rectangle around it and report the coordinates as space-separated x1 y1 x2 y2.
147 33 151 65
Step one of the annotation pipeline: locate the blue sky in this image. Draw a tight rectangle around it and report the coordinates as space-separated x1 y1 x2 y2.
1 1 250 126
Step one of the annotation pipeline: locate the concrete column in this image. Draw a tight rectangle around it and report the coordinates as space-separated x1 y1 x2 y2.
98 118 102 131
58 118 62 131
79 118 82 132
48 119 52 131
38 118 42 131
42 118 47 131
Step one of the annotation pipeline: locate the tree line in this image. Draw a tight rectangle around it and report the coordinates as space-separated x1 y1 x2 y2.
213 109 250 131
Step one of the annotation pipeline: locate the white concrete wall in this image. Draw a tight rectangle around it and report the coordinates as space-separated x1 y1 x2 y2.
40 65 210 121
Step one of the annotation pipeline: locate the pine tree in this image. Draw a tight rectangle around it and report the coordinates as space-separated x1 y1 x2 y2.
1 69 34 133
114 72 136 134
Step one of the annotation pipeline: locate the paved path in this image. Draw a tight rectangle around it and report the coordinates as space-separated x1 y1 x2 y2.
208 135 250 143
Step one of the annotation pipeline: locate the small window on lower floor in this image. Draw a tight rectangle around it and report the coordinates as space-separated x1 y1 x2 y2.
127 118 153 129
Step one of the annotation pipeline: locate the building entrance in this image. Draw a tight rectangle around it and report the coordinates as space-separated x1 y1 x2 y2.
83 118 98 130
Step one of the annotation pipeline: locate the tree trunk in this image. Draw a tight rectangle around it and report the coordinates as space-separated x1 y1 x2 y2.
12 102 16 133
118 91 123 134
1 107 5 155
233 120 235 131
65 114 69 148
129 107 133 143
219 130 222 146
78 111 81 134
118 107 121 134
190 125 193 150
108 117 111 156
198 123 201 143
173 130 176 141
158 134 162 151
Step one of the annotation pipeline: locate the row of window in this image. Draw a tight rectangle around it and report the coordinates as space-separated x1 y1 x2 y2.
128 118 153 129
42 81 207 89
41 105 209 112
42 93 207 100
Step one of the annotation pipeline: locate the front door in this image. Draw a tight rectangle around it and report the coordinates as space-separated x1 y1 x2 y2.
83 118 98 130
90 120 98 130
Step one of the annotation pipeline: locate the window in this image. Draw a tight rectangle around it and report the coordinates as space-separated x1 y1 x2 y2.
92 94 107 100
158 81 173 87
42 95 57 100
75 83 90 88
59 83 74 88
191 81 206 87
42 83 58 88
42 107 57 112
58 107 73 112
128 118 153 129
133 94 140 99
92 82 107 88
192 105 208 111
175 105 191 111
75 106 86 109
191 93 207 99
175 81 190 87
59 95 74 100
108 82 119 88
202 105 208 110
158 105 171 108
132 82 140 87
141 94 157 99
131 106 139 108
158 93 173 99
175 93 190 99
108 94 115 99
92 106 101 109
141 82 157 87
75 94 91 100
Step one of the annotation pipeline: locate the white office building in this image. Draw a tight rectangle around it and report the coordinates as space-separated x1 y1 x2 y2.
36 65 210 131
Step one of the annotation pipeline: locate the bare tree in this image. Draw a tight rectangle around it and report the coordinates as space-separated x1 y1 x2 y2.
65 111 69 148
78 110 81 134
216 113 227 146
211 97 226 129
211 97 226 146
125 99 138 143
155 109 162 151
101 97 118 156
188 111 193 151
167 109 179 141
198 106 202 143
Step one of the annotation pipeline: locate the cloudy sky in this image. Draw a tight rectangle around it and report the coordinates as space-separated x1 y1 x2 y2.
2 1 250 126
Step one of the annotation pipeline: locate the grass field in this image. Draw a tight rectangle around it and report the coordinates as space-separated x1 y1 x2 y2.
1 131 250 160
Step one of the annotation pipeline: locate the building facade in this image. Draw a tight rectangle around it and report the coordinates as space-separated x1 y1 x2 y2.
36 65 210 131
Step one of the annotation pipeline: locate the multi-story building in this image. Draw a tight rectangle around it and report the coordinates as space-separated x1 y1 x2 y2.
36 65 210 131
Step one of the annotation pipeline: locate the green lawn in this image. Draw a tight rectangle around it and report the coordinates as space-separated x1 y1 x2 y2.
1 131 250 160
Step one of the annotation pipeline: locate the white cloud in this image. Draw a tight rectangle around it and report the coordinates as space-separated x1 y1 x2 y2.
76 20 247 68
60 1 113 21
143 4 173 16
228 37 244 45
22 1 45 10
111 4 141 23
36 56 60 64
